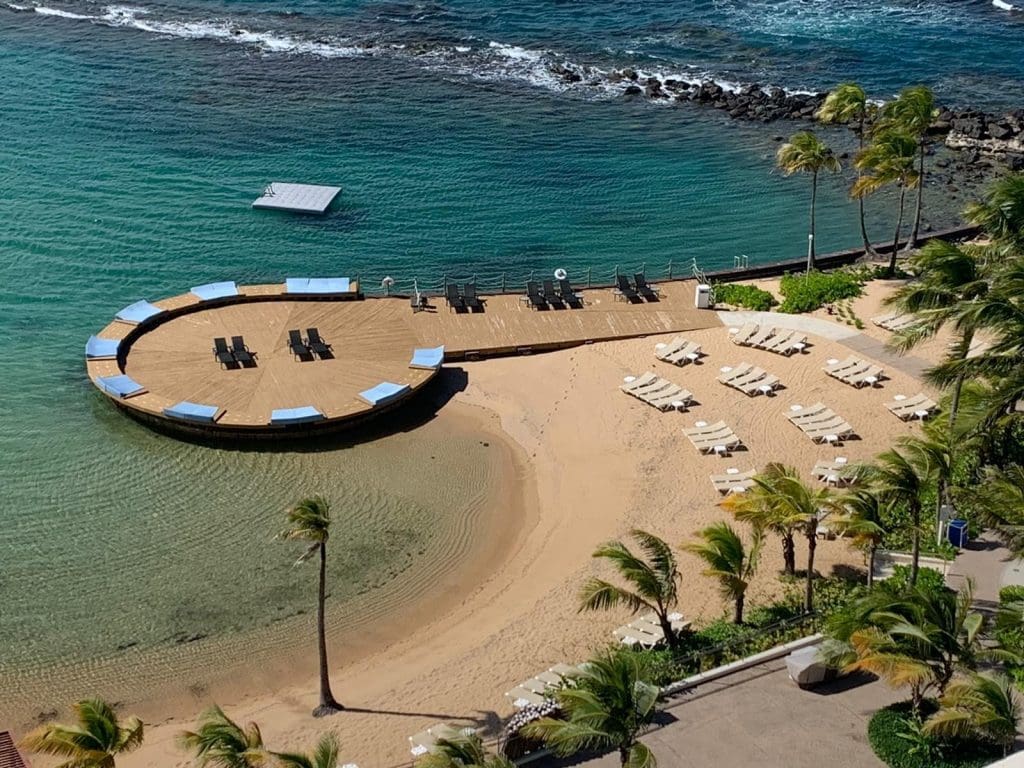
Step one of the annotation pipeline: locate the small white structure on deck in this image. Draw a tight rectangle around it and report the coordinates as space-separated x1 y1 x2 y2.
252 182 342 214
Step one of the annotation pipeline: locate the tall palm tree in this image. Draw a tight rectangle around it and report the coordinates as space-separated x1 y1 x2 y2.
415 733 515 768
831 487 887 589
579 530 683 650
924 673 1021 755
19 699 144 768
829 582 984 716
721 473 797 576
859 443 934 586
818 82 876 255
884 238 992 423
777 131 842 270
522 649 660 768
878 85 936 248
683 521 763 623
970 465 1024 556
965 171 1024 246
178 706 267 768
274 733 344 768
280 496 343 716
852 130 920 277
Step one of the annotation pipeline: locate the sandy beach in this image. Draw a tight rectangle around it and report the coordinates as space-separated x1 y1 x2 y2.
20 279 944 768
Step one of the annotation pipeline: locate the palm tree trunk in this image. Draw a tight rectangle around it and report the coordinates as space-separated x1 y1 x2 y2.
908 141 925 249
948 328 973 428
910 502 921 587
867 544 876 589
782 531 796 576
888 185 907 277
808 171 818 271
734 592 745 625
313 542 343 717
805 527 817 612
658 611 680 651
619 746 630 767
857 112 875 257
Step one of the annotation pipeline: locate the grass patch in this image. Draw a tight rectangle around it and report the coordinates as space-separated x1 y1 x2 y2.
778 269 865 314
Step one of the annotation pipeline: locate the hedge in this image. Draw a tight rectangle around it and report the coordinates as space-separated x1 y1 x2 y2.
867 702 1001 768
778 269 864 314
1000 585 1024 604
712 283 777 311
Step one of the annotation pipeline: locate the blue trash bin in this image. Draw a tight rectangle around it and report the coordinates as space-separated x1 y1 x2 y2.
948 519 969 548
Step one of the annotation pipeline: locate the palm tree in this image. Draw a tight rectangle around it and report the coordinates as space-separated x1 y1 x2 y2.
878 85 936 248
852 130 920 277
415 733 515 768
831 487 887 589
829 582 984 716
275 733 357 768
178 706 267 768
721 472 798 576
860 443 934 586
521 649 660 768
280 496 343 716
19 699 144 768
965 171 1024 246
924 673 1021 755
579 530 683 650
971 465 1024 556
818 82 876 255
777 131 842 270
683 521 763 623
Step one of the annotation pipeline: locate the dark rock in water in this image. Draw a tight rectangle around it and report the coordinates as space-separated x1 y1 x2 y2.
1007 154 1024 172
607 71 623 84
990 123 1014 140
116 641 138 651
622 68 638 81
623 85 642 96
935 157 950 168
773 135 784 142
645 82 666 98
839 151 850 160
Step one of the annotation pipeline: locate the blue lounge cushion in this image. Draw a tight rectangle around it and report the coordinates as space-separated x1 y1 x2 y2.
96 374 146 398
270 406 325 425
358 381 411 407
115 300 163 324
286 277 351 294
191 281 239 301
409 345 445 370
164 401 222 423
85 336 120 359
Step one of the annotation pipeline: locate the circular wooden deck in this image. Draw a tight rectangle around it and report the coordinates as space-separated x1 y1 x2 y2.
85 284 441 438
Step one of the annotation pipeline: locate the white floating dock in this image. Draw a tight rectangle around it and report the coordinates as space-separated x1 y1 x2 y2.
252 182 342 214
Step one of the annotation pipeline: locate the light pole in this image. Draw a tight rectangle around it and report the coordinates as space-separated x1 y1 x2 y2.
807 233 814 272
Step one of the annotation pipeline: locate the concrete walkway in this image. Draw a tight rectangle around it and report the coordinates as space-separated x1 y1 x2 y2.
946 531 1018 611
716 310 933 380
536 660 896 768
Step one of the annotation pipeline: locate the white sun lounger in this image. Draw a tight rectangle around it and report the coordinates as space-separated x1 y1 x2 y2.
886 393 939 420
663 341 702 365
711 469 757 494
731 323 759 345
737 373 780 396
823 356 862 375
787 403 830 422
684 420 729 437
621 372 658 393
766 331 807 356
812 459 858 485
745 326 778 348
718 363 754 384
844 364 885 388
688 428 743 454
655 337 688 358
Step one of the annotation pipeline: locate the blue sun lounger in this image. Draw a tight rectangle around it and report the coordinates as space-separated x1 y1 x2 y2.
358 381 411 407
285 277 352 294
163 401 223 423
190 281 239 301
85 336 120 360
270 406 325 425
115 300 163 324
95 374 146 399
409 346 445 370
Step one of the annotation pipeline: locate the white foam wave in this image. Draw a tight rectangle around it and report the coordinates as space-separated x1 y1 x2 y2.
33 5 91 18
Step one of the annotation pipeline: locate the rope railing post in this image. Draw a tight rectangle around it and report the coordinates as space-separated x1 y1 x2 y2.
668 259 673 280
501 273 506 293
587 266 592 288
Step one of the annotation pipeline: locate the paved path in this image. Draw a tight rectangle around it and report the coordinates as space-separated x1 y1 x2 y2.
946 531 1018 610
535 661 897 768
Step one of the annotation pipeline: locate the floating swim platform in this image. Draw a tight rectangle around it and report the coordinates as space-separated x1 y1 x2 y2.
252 183 342 214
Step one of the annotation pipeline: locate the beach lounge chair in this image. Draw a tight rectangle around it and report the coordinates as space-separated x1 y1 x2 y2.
717 363 754 385
212 337 235 368
738 373 780 396
463 283 483 310
787 403 830 423
664 341 702 365
710 469 757 494
287 329 310 360
686 426 742 454
621 372 659 394
823 356 862 375
306 328 332 357
635 273 660 300
542 279 564 308
872 312 899 328
444 283 465 312
525 281 547 310
505 687 549 708
747 326 779 349
614 274 639 302
230 336 254 364
655 337 687 360
766 331 806 356
558 278 582 307
812 459 858 486
731 323 759 345
683 420 729 438
885 393 939 420
844 364 884 388
803 419 855 443
641 385 693 411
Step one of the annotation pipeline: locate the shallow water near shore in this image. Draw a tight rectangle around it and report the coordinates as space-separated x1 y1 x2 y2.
1 0 1021 722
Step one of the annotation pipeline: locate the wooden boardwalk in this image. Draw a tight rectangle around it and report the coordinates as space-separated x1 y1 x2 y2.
86 282 720 437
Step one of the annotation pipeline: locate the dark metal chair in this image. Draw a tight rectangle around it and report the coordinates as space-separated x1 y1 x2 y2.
212 337 235 367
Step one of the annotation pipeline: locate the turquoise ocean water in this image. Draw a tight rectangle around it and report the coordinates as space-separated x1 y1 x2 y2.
1 0 1022 717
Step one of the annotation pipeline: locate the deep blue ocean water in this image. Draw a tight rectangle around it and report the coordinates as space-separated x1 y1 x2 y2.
1 0 1022 715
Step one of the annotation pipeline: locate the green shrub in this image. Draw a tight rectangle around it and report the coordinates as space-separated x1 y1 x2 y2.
867 701 1000 768
1000 585 1024 604
713 283 777 311
778 269 865 313
877 565 949 598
